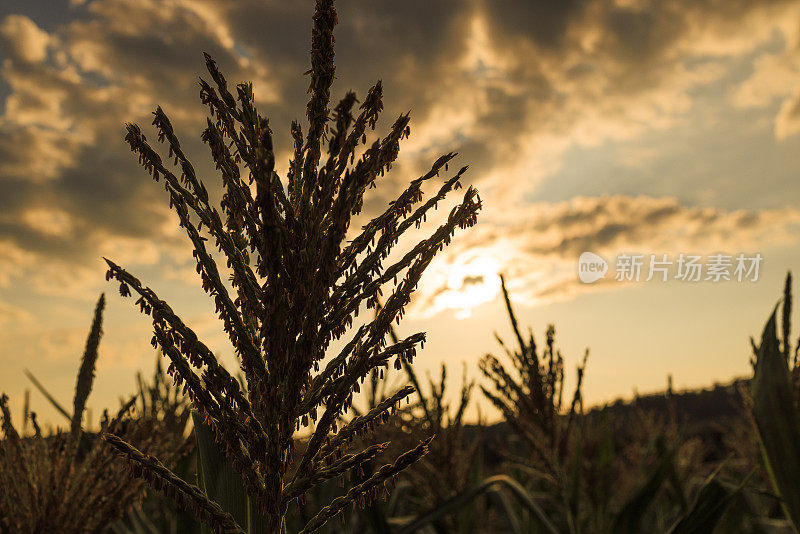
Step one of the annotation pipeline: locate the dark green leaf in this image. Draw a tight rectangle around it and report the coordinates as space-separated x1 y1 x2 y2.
752 309 800 531
667 470 734 534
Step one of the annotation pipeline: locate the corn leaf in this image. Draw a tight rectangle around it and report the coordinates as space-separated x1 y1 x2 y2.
395 474 558 534
486 487 522 534
666 470 734 534
173 450 202 534
192 412 247 532
612 437 673 534
752 309 800 531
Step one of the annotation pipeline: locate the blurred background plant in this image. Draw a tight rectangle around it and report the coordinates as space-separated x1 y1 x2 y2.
6 282 800 533
0 295 192 534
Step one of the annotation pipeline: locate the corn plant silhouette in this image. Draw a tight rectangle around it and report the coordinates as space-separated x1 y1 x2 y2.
0 295 191 533
101 0 480 532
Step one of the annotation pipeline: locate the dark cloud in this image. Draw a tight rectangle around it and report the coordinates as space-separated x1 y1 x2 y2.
777 90 800 138
0 0 798 300
508 195 800 258
409 194 800 316
462 275 485 286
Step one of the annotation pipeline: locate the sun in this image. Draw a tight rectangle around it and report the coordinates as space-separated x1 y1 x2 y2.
422 254 502 319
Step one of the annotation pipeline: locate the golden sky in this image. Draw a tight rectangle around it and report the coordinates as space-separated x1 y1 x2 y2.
1 0 800 426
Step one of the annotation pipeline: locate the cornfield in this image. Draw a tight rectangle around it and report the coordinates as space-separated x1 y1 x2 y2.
2 1 800 533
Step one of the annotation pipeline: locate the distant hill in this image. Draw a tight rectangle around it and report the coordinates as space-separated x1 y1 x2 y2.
467 377 750 466
594 377 748 424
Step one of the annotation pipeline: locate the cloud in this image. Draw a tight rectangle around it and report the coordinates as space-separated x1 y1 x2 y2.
0 15 50 64
776 89 800 139
2 0 800 427
0 0 252 293
160 0 800 197
21 207 74 237
0 240 35 287
0 2 796 260
0 0 798 318
729 3 800 139
501 195 800 257
411 195 800 317
0 300 33 326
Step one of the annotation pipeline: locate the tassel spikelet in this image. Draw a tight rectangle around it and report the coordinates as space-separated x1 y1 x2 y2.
102 0 480 532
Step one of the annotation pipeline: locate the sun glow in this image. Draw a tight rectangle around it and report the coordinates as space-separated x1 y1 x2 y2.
416 254 502 319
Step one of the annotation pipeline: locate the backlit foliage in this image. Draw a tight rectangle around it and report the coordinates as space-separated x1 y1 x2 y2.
101 0 480 532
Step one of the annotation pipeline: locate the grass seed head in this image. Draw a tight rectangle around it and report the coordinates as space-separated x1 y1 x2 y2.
103 0 479 532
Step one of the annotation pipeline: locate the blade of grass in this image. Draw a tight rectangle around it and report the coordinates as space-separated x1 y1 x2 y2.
23 368 71 422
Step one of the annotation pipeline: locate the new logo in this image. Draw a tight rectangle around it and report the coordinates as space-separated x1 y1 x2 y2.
578 252 608 284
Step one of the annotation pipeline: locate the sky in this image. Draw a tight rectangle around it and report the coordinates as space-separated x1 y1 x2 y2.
1 0 800 427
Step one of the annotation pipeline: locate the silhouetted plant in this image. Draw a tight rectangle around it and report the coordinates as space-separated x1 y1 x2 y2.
480 276 588 473
396 365 480 512
0 295 190 533
362 362 486 532
751 271 800 531
100 0 480 532
477 277 743 533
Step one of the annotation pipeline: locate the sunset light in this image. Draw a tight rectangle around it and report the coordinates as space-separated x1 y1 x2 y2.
2 0 800 531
